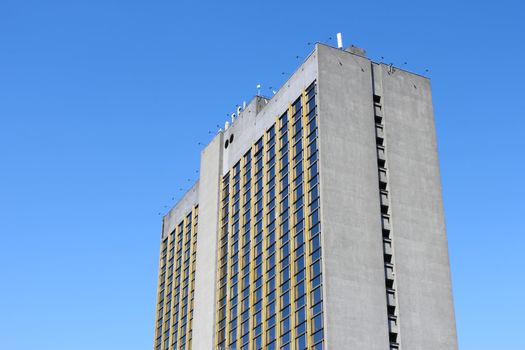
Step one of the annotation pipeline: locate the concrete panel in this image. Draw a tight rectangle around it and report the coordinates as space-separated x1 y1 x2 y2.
192 133 223 350
317 44 390 349
380 65 458 349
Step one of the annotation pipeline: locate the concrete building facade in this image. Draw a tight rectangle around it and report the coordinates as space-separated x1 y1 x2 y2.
153 43 458 350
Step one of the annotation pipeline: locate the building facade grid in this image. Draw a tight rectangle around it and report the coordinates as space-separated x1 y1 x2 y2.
154 206 199 350
215 82 324 350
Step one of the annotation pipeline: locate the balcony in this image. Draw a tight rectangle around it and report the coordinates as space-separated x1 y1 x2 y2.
388 315 399 333
382 214 391 231
377 146 387 168
379 168 388 188
376 124 385 144
383 239 393 256
380 190 389 212
385 263 395 282
374 104 382 117
387 289 396 307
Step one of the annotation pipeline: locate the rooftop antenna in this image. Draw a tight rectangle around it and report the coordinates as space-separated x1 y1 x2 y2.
336 33 343 49
256 84 261 95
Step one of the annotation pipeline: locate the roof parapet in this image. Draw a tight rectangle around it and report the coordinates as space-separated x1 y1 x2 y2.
345 45 367 57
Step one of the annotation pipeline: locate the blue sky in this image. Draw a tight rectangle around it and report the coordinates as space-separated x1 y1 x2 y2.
0 0 523 349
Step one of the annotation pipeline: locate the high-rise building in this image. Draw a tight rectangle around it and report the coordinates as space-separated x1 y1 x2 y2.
153 43 458 350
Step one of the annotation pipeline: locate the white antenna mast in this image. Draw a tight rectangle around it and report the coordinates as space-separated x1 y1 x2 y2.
336 32 343 49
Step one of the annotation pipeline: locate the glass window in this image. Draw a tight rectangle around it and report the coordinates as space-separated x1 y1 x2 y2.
313 313 323 332
311 258 322 278
296 334 307 350
313 329 324 344
311 286 322 305
281 317 290 333
296 306 306 324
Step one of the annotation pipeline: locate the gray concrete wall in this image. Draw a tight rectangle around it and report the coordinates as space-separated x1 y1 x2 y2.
192 133 223 350
317 44 390 349
379 65 458 349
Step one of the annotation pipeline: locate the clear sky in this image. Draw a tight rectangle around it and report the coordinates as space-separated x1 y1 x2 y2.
0 0 523 349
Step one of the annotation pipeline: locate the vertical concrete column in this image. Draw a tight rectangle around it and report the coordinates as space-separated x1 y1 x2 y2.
192 134 223 350
317 45 390 349
380 67 458 349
